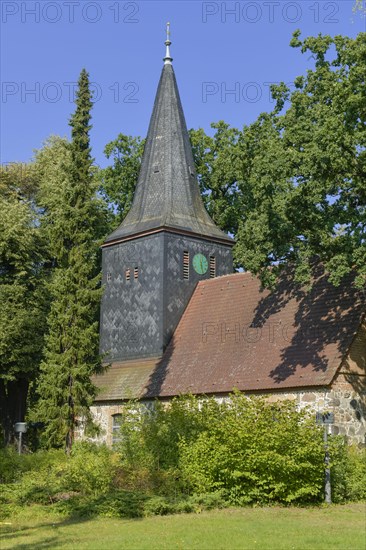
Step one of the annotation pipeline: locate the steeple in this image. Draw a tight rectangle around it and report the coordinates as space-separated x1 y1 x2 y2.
104 26 233 246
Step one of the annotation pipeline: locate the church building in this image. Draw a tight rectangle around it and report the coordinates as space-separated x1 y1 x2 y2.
92 30 366 446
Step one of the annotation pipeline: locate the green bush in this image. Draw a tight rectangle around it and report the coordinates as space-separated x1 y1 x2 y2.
1 395 364 520
178 395 324 504
55 490 147 519
115 396 221 472
143 496 176 516
116 394 325 505
0 447 64 483
0 442 118 509
331 442 366 503
62 441 117 496
0 448 25 483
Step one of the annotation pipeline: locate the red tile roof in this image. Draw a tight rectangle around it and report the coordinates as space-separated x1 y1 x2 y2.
94 266 365 401
145 266 365 397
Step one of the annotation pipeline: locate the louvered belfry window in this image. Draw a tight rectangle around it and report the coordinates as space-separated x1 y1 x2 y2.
209 256 216 278
125 268 131 282
134 267 139 280
183 251 189 279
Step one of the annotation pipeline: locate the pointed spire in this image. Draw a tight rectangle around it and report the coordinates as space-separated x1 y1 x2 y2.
163 22 173 65
104 31 233 247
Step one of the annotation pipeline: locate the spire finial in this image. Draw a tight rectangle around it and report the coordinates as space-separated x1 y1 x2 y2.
163 21 173 65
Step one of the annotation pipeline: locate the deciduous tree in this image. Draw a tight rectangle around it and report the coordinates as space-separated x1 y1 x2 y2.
0 164 47 444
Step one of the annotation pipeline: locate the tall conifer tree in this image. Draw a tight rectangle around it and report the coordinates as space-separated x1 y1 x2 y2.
36 70 102 452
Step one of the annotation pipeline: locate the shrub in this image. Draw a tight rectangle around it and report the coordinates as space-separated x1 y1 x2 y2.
0 447 64 483
331 442 366 502
116 396 221 472
114 394 327 505
143 496 176 516
62 441 117 496
55 490 147 519
178 395 325 504
0 442 117 509
2 394 363 519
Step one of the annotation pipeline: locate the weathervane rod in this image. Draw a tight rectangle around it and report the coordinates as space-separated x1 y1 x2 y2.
163 21 173 65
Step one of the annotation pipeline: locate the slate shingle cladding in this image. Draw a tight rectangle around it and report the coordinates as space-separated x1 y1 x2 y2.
100 59 234 364
100 232 233 362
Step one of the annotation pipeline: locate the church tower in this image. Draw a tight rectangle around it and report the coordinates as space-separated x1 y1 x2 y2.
100 26 234 363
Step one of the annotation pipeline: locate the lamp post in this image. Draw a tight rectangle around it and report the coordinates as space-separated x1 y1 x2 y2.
14 422 27 455
316 412 334 504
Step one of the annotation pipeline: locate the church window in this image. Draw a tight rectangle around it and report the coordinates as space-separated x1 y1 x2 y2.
210 256 216 278
125 268 131 282
183 251 189 279
134 267 139 280
153 164 159 173
112 414 123 445
107 272 112 282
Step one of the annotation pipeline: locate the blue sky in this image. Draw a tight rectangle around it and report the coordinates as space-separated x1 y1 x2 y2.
1 1 364 167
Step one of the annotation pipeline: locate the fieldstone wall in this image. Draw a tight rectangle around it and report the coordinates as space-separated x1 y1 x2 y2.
88 402 127 447
88 374 365 446
265 378 365 445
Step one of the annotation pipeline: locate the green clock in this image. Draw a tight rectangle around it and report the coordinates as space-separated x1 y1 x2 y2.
192 253 208 275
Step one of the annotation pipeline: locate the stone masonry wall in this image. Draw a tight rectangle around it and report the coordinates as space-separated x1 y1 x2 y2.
89 376 365 446
265 377 365 445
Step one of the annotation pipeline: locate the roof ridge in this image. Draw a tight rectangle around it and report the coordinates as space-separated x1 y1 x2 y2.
197 271 252 287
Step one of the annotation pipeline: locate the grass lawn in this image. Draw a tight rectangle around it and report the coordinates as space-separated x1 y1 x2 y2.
0 503 365 549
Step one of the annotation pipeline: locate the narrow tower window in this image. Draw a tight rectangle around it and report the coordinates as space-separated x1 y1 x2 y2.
209 256 216 278
107 272 112 283
183 251 189 280
125 268 131 282
134 267 139 280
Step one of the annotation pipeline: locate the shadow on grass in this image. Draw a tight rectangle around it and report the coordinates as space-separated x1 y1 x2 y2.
0 490 146 548
1 513 138 549
1 518 93 549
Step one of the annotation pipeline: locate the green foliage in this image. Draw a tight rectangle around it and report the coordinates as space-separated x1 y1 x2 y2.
272 31 366 288
116 394 325 505
0 166 48 444
114 394 365 508
55 490 147 519
62 442 117 496
0 443 118 516
97 133 144 228
330 441 366 502
191 33 366 288
190 122 242 236
116 396 222 489
1 412 365 522
0 195 46 380
179 395 325 504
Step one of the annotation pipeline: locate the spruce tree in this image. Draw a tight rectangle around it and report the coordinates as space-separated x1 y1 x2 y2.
36 70 102 452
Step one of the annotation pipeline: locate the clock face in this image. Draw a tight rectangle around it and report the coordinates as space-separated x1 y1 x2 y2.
192 253 208 275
